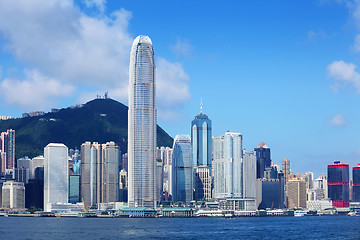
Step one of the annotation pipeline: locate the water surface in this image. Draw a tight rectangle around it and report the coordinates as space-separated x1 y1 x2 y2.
0 215 359 239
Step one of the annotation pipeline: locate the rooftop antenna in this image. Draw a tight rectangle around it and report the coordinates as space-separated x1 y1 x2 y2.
200 97 203 113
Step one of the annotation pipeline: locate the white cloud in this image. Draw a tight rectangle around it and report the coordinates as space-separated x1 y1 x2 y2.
0 1 133 88
171 38 193 57
307 30 327 42
0 0 191 119
327 60 360 92
83 0 107 13
330 114 347 126
354 34 360 51
156 58 191 109
0 69 74 110
336 0 360 51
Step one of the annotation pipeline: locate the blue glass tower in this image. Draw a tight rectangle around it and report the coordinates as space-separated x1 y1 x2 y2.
191 103 212 168
191 102 212 200
172 135 193 202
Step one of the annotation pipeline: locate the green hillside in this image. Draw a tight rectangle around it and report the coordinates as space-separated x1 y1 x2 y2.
0 98 173 159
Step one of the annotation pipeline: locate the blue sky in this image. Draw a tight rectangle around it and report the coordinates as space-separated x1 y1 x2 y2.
0 0 360 177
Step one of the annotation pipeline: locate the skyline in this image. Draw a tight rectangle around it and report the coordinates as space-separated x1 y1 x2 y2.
0 0 360 177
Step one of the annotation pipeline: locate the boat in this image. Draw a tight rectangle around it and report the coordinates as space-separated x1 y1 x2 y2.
294 210 306 217
347 211 359 216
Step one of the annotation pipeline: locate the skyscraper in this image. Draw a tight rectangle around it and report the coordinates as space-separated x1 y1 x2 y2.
172 135 193 202
0 129 15 172
191 102 212 168
156 146 173 200
44 143 69 212
327 161 349 207
243 150 257 199
286 178 306 209
2 180 25 209
81 141 98 207
24 156 44 209
213 132 243 199
303 171 314 190
128 35 157 208
80 141 120 207
102 141 120 203
191 102 212 200
352 164 360 202
254 141 271 179
282 158 290 182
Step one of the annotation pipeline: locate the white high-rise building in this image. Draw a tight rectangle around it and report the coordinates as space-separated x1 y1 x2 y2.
44 143 69 212
243 150 257 199
128 35 157 208
213 132 243 198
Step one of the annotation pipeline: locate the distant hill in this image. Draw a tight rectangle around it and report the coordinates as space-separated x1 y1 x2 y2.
0 98 174 159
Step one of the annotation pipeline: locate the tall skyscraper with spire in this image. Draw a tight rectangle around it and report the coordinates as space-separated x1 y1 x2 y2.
191 100 212 200
128 35 157 208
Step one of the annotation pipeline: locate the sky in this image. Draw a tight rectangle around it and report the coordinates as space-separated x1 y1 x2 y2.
0 0 359 177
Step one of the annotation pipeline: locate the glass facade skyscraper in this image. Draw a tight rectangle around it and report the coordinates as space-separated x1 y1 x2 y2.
172 135 193 202
191 108 212 168
213 132 243 199
327 161 349 207
353 164 360 202
191 105 212 200
128 35 157 208
243 150 257 199
44 143 68 212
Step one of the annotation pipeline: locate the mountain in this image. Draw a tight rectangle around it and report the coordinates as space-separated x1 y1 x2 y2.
0 98 174 159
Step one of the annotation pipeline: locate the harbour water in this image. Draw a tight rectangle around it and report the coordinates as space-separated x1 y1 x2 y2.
1 215 359 239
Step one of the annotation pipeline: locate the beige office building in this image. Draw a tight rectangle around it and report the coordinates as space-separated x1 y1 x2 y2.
2 180 25 209
286 178 306 209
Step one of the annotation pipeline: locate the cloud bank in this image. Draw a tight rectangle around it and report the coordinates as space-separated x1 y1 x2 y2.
0 0 191 118
327 60 360 92
0 69 74 109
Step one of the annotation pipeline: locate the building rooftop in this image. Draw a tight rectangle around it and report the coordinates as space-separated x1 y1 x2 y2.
194 112 209 120
162 207 191 211
256 141 269 149
46 143 67 148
